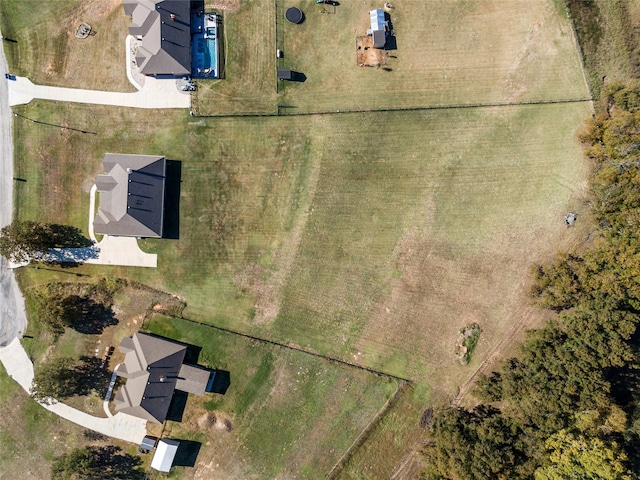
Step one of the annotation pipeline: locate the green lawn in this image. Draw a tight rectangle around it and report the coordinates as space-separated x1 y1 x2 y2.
192 2 277 115
195 0 588 115
4 0 594 477
0 362 141 479
0 0 134 92
12 98 592 397
143 316 397 479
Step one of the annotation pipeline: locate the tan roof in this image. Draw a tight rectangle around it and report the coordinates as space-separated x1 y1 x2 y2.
176 364 211 396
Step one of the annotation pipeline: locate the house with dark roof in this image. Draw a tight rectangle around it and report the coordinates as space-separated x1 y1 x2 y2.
94 153 166 238
113 333 214 424
123 0 192 76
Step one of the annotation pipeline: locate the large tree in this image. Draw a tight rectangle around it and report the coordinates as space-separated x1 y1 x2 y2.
30 356 77 403
51 446 145 480
0 220 92 263
534 430 632 480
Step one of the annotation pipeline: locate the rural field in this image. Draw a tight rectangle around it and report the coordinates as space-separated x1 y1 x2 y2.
142 316 398 480
1 0 594 477
0 0 133 92
195 0 589 114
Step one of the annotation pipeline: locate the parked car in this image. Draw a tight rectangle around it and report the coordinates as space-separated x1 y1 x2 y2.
4 73 16 81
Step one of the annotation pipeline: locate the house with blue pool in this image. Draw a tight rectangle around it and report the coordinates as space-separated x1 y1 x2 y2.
123 0 219 79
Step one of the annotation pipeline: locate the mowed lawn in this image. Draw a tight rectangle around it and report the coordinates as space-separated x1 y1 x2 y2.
142 316 397 480
277 0 588 112
193 1 277 115
0 0 134 92
194 0 588 115
12 100 591 397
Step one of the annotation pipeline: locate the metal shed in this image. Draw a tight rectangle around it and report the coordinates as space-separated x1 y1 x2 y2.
151 439 180 472
277 67 293 80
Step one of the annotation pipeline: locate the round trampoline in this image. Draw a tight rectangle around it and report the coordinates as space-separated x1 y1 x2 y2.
285 7 304 24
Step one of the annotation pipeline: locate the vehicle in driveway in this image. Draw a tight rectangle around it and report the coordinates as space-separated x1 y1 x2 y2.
4 73 16 81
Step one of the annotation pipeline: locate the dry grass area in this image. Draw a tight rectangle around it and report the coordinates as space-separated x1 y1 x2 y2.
270 102 593 397
193 1 277 115
278 0 589 112
2 0 596 478
356 35 387 68
0 363 138 479
1 0 134 92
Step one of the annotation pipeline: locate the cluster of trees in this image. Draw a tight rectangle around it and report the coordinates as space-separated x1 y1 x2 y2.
28 279 123 337
422 83 640 479
0 220 92 263
31 356 110 403
50 446 145 480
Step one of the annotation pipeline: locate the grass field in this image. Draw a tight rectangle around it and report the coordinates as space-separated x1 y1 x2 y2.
142 316 397 479
567 0 640 99
3 0 595 477
0 361 143 479
0 0 134 92
13 99 592 396
195 0 589 115
192 1 277 115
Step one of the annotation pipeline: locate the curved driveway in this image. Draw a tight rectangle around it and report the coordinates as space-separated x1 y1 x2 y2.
0 338 147 443
0 33 147 444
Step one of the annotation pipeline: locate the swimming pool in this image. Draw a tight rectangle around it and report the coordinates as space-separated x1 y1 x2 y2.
191 13 219 78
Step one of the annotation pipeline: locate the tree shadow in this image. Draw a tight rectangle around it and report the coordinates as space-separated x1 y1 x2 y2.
92 445 145 480
74 356 111 396
61 295 118 334
163 160 182 239
173 440 202 467
47 224 93 248
208 369 230 395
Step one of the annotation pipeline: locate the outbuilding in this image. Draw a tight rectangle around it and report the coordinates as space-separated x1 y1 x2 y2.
277 67 293 80
151 439 180 472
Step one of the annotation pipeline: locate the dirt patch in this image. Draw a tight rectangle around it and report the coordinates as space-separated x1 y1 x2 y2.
356 36 388 67
196 412 233 433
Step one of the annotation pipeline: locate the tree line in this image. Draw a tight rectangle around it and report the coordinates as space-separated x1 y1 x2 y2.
422 83 640 479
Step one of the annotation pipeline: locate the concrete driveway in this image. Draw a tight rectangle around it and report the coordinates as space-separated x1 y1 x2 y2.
8 75 190 109
0 338 147 444
86 184 158 268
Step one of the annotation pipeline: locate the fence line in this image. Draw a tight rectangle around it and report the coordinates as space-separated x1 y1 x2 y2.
325 381 411 480
190 96 593 118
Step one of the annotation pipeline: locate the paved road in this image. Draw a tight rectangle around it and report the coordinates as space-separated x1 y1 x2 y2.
0 339 147 443
0 34 27 347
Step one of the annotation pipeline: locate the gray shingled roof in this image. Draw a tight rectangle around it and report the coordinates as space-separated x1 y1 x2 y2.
114 333 187 424
94 153 166 238
123 0 192 76
176 364 211 396
113 333 214 424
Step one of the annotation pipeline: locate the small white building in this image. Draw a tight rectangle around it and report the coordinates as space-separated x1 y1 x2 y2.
151 439 180 473
367 9 388 48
